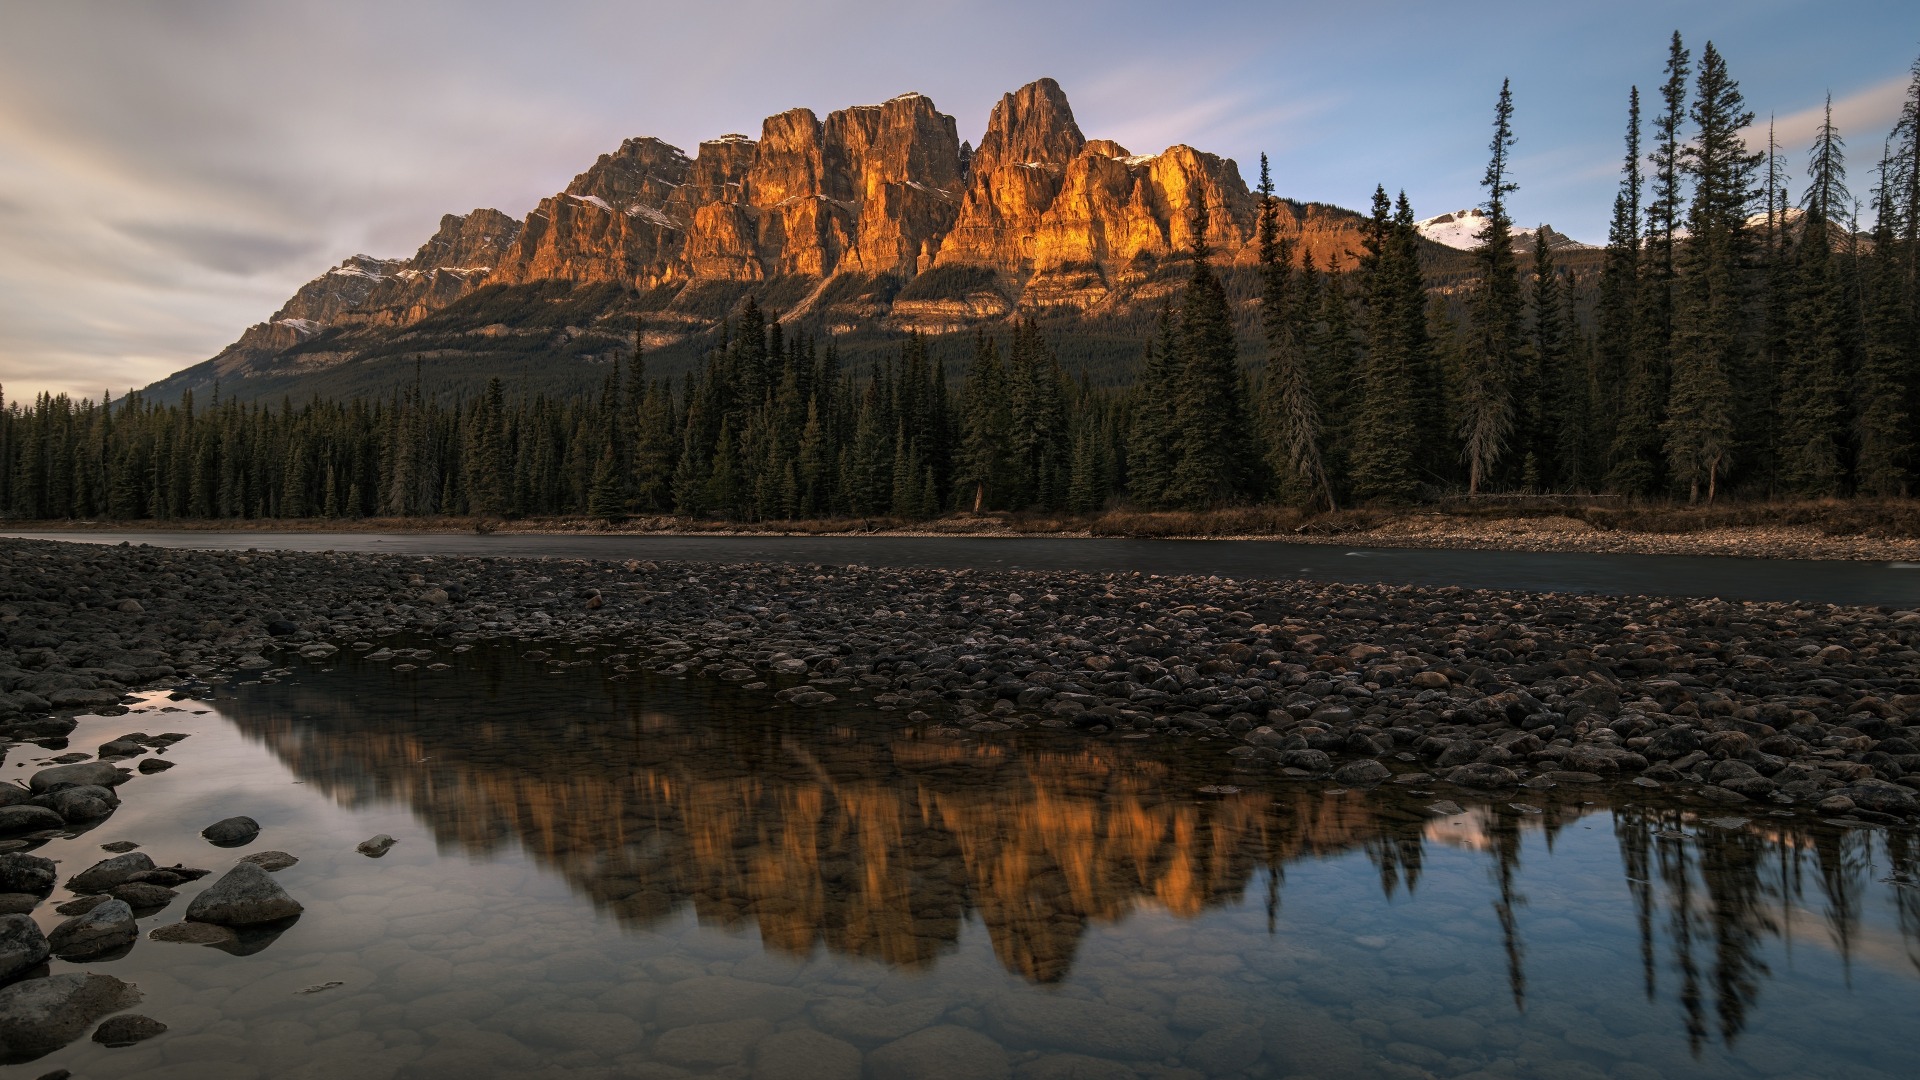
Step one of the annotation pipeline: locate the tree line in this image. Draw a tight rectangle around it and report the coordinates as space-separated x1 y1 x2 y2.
4 34 1920 522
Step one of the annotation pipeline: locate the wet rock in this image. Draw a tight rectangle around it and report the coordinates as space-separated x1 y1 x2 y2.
28 763 128 793
654 1017 773 1067
91 1013 166 1047
356 834 397 857
65 853 154 895
754 1027 864 1080
1835 780 1918 816
0 895 38 916
1331 760 1392 787
240 850 299 872
1013 1056 1138 1080
1185 1023 1264 1074
1817 794 1857 814
656 976 806 1030
185 862 303 925
136 758 173 774
0 807 63 835
986 995 1175 1060
0 854 57 896
98 841 139 854
148 921 238 947
53 896 107 917
812 997 948 1044
48 899 137 960
37 785 119 822
870 1025 1010 1080
0 973 142 1060
1444 763 1519 789
108 882 177 910
200 816 261 845
0 914 50 981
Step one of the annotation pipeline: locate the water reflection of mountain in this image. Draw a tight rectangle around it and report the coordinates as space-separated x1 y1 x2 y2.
222 649 1920 1047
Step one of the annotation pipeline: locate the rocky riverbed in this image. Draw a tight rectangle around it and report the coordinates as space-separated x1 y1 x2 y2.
3 535 1918 830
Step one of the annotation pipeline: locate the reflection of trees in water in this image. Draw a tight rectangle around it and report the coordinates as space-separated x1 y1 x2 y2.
218 654 1918 1015
1608 804 1918 1054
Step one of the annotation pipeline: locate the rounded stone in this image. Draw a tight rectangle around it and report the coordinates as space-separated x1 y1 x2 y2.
92 1013 168 1046
200 817 261 846
185 862 303 925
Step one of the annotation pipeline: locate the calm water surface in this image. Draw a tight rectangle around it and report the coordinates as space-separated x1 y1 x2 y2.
9 643 1920 1079
8 530 1920 604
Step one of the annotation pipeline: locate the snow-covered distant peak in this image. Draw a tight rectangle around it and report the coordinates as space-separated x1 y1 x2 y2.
1414 209 1596 252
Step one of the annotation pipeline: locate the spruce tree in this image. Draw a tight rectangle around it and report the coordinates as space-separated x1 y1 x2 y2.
1349 187 1421 502
1778 98 1850 495
1597 87 1642 480
1126 312 1181 508
1615 33 1691 497
1256 154 1334 509
1665 41 1758 504
1459 78 1522 496
1166 187 1254 510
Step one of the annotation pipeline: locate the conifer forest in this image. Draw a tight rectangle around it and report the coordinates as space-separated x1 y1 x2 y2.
5 35 1920 524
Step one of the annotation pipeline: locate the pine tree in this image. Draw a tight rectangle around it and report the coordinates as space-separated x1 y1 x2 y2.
1779 97 1850 496
1126 312 1181 508
1460 79 1523 496
1597 87 1642 481
1256 154 1334 509
1532 231 1588 489
1349 187 1421 502
1615 33 1692 497
1859 145 1913 495
1166 188 1256 509
1665 41 1758 504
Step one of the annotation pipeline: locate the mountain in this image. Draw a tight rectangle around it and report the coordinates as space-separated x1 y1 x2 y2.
149 79 1378 404
1414 208 1595 254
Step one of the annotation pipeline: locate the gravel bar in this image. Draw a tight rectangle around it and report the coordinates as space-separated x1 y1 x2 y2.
3 536 1918 831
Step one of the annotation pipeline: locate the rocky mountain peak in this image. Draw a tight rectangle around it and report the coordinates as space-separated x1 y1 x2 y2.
566 137 691 211
970 77 1085 176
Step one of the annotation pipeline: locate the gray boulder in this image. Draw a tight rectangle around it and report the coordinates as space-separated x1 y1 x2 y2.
0 972 143 1060
240 851 298 871
0 806 63 835
37 785 119 823
1331 760 1392 786
0 853 56 896
200 816 260 845
0 913 50 981
27 762 128 793
356 834 396 857
93 1013 167 1046
185 862 302 925
65 853 154 895
48 899 136 960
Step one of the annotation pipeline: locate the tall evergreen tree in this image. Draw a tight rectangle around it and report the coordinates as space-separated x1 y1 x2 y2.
1349 187 1423 502
1778 97 1851 495
1459 79 1523 495
1166 189 1256 509
1597 87 1642 481
1615 33 1692 497
1256 154 1334 509
1664 41 1758 504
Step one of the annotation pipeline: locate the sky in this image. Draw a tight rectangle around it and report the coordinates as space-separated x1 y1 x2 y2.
0 0 1914 402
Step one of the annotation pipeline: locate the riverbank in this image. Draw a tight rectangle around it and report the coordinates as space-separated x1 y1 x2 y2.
12 499 1920 561
3 536 1917 836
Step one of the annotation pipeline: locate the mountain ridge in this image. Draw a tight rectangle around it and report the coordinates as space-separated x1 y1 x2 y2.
148 78 1393 404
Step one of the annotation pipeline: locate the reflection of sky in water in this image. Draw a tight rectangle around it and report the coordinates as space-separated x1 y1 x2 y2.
17 641 1919 1078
